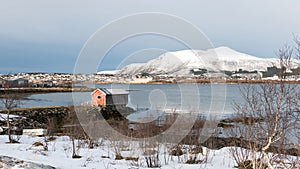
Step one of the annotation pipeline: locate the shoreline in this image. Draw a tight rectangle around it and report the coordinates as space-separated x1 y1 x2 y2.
0 87 94 94
95 79 300 84
0 79 299 94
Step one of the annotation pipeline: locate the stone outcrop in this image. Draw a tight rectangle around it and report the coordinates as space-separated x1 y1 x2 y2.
0 156 56 169
0 106 70 130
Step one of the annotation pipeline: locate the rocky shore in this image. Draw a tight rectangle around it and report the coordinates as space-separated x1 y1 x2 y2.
0 87 94 94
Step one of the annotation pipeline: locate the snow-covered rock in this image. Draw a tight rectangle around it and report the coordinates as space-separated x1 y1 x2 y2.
0 156 56 169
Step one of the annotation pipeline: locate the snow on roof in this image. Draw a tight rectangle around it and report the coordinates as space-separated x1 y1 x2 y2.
98 88 111 95
106 88 129 95
93 88 129 95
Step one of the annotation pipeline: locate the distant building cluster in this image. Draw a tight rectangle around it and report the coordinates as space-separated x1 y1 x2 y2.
191 66 300 80
0 73 72 88
0 73 77 88
0 78 29 88
262 66 300 78
0 66 300 88
0 72 152 88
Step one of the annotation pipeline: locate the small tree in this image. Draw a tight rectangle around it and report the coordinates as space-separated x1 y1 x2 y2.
65 107 85 158
230 38 300 169
0 94 20 143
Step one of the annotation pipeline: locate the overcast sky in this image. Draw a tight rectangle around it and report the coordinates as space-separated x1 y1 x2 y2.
1 0 300 73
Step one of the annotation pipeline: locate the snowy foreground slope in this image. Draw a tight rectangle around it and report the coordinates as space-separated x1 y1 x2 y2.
119 47 299 75
0 135 235 169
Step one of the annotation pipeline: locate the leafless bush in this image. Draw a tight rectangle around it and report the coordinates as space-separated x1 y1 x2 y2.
0 94 21 143
64 107 86 158
230 39 300 168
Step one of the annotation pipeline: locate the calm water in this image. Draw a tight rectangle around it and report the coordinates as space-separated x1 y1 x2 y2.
0 84 243 117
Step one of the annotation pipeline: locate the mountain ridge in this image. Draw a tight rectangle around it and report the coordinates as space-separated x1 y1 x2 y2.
118 47 299 75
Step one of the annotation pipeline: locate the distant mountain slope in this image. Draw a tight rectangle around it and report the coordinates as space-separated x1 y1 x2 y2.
118 47 299 75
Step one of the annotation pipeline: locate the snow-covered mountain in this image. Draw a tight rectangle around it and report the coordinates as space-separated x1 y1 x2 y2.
118 47 299 75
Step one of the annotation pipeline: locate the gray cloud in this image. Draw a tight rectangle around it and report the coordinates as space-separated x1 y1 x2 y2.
0 0 300 73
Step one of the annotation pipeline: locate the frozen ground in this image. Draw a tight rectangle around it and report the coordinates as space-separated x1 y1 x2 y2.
0 135 236 169
0 156 55 169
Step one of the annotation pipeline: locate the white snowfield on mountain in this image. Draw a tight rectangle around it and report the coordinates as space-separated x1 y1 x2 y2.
118 47 300 75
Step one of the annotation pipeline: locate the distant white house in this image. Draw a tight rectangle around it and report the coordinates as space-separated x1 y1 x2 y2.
23 129 47 136
131 76 153 84
96 70 118 76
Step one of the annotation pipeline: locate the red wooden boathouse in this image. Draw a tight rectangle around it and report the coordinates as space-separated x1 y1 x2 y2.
91 88 129 106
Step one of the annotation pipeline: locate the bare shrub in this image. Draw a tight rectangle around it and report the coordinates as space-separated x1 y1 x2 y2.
0 94 21 143
229 39 300 168
64 107 86 158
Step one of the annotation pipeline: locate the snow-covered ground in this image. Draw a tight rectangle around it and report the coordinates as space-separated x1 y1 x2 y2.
0 135 236 169
0 156 55 169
